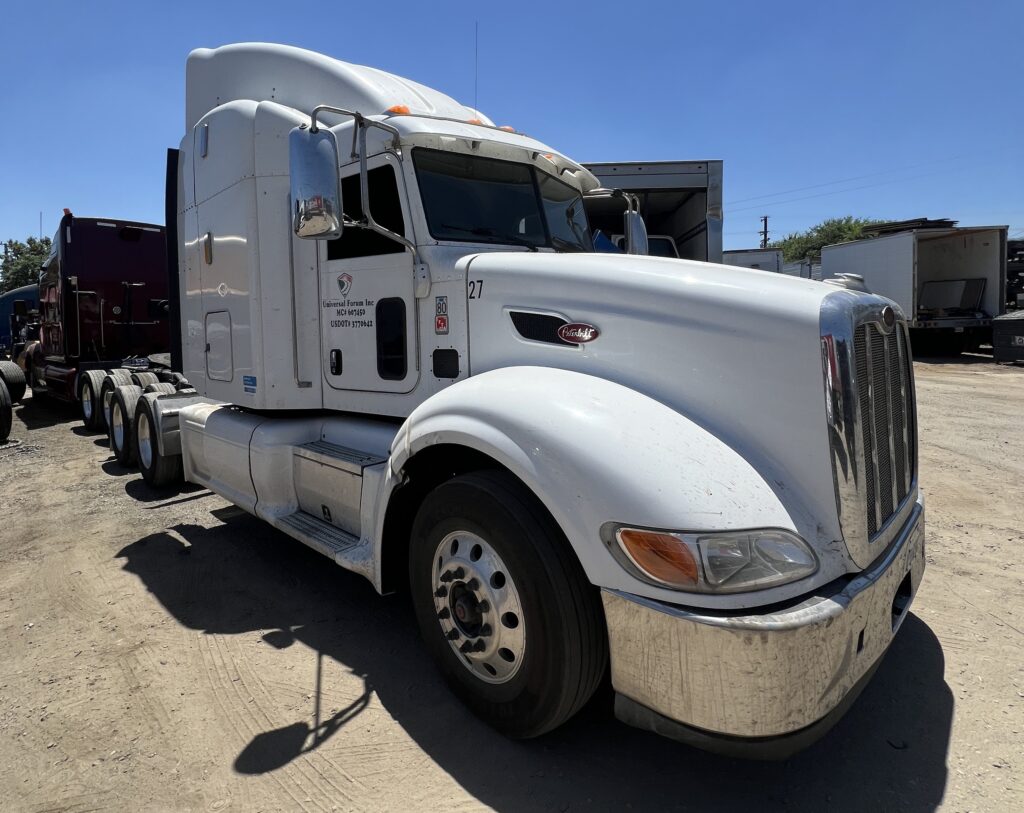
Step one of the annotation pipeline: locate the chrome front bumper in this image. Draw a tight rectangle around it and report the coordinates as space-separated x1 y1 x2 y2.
602 498 925 753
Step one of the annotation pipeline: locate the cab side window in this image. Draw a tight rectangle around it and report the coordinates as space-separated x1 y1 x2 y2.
327 166 406 260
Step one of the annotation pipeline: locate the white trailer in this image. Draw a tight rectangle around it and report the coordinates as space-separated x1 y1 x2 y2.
723 248 783 273
103 43 926 759
822 226 1008 354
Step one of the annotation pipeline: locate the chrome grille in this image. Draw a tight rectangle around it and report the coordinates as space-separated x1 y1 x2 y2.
852 321 914 536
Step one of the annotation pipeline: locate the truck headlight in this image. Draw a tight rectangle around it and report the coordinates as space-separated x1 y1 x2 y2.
610 526 817 593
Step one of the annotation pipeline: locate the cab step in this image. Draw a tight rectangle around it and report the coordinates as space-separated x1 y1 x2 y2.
278 510 360 560
294 439 387 473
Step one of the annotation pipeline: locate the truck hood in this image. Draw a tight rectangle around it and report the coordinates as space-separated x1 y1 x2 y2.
462 252 843 553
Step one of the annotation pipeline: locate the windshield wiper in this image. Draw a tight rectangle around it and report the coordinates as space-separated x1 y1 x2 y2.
440 224 539 252
551 235 587 253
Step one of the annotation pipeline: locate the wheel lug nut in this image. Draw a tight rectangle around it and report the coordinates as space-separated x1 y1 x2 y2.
478 600 490 613
480 624 492 637
473 640 487 652
466 578 480 591
459 641 474 654
435 586 448 598
446 629 460 640
452 567 465 579
439 570 454 583
437 607 450 620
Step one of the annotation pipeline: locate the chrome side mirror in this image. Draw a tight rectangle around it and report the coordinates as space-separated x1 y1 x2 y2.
624 210 649 256
289 126 343 240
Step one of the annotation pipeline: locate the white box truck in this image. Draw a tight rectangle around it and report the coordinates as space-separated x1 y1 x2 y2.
97 43 925 758
822 225 1009 354
583 161 723 263
723 248 783 273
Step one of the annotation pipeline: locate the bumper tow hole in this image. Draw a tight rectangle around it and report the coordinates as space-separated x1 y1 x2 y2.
891 571 913 631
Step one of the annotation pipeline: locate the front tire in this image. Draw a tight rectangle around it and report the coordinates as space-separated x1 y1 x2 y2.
409 471 607 738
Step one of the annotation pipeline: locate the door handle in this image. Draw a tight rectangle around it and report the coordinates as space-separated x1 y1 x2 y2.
329 349 342 376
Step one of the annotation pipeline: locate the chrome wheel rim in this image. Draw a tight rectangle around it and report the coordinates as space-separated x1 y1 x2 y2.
81 382 93 420
103 390 114 428
137 411 152 469
433 531 526 684
112 403 124 451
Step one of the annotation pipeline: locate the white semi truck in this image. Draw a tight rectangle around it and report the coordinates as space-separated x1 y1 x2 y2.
105 43 925 758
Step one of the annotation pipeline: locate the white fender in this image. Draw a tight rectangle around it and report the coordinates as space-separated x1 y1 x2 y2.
384 366 842 610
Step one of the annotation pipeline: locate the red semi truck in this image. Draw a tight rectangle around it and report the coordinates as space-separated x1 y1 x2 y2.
20 211 172 427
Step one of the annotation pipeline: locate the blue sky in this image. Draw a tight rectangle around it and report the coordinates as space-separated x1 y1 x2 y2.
1 0 1021 249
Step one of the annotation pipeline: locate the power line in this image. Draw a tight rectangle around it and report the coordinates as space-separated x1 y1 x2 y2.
725 145 1015 208
727 170 947 215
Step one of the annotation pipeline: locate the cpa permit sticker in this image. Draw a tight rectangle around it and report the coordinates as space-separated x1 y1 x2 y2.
243 375 257 394
435 295 449 335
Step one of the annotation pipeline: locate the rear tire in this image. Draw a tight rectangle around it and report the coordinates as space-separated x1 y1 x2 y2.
0 360 26 404
143 382 177 396
109 384 143 466
157 370 187 385
78 370 107 431
0 380 12 442
131 371 160 388
135 396 183 487
99 371 132 431
409 470 607 738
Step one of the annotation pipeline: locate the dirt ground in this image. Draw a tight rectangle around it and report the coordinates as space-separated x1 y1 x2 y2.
1 358 1021 813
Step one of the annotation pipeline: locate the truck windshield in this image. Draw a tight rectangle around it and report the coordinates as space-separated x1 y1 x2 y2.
413 148 593 252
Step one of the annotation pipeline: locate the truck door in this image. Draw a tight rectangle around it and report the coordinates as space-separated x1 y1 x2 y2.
41 282 64 359
320 154 418 402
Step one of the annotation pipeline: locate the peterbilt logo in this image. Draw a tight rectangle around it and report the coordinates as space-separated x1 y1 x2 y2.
557 322 600 344
337 273 353 298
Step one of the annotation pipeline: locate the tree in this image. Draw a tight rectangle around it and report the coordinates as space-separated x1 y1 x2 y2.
0 236 51 294
770 217 882 263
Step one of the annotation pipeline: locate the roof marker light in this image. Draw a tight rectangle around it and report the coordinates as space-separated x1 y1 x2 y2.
386 104 411 115
466 118 483 125
498 125 515 132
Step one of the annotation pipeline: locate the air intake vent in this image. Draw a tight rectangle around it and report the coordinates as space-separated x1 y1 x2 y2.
509 312 575 345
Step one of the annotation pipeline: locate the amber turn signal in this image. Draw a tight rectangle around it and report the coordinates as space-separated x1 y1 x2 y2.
616 529 699 588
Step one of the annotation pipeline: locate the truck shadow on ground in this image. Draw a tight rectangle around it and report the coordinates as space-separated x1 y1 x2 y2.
70 425 111 448
116 514 953 813
14 394 78 430
914 351 997 366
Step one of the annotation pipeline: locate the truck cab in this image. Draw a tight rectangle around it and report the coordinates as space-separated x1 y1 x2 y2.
136 43 926 757
27 213 169 401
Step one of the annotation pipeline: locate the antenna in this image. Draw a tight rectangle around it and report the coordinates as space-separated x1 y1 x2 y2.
474 21 479 112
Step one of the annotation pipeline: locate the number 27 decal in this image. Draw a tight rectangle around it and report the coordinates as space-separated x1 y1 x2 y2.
469 279 484 300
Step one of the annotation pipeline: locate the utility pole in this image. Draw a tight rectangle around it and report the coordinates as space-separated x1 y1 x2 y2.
760 215 769 249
